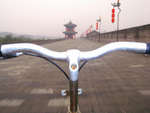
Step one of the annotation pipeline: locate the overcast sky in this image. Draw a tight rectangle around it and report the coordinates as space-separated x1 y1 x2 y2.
0 0 150 38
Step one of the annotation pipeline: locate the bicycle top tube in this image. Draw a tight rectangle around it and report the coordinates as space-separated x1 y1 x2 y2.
0 42 150 61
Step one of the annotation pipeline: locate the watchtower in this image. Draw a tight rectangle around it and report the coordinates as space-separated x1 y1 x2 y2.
63 21 77 39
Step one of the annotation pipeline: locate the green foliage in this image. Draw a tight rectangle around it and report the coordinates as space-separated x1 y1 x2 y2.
0 34 32 43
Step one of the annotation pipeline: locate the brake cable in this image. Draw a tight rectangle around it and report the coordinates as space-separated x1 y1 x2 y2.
23 53 88 80
23 53 70 80
79 60 88 72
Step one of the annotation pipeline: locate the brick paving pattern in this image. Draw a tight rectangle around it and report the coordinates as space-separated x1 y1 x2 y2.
0 39 150 113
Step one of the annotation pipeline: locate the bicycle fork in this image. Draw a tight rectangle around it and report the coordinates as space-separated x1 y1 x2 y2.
70 80 78 112
62 80 81 113
62 50 82 113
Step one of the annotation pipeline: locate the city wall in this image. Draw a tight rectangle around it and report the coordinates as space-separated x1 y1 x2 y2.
87 24 150 42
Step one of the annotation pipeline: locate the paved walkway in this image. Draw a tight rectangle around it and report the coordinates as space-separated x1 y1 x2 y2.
0 39 150 113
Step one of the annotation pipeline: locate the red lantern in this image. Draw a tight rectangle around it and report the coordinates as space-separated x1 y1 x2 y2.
96 22 98 30
112 13 115 18
112 18 115 23
111 8 115 23
112 8 115 13
89 28 91 33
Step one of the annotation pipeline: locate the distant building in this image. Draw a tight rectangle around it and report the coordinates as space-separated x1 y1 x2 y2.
86 30 99 39
63 21 77 39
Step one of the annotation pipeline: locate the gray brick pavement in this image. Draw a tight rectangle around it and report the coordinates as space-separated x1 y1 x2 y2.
0 39 150 113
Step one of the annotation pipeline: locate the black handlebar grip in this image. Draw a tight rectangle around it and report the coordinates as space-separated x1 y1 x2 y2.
0 44 3 57
144 43 150 54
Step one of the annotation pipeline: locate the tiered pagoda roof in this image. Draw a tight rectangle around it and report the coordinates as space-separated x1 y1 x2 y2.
64 21 77 28
63 20 77 39
63 31 77 35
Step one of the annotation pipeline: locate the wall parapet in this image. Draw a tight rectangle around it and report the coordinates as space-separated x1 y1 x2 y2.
87 24 150 42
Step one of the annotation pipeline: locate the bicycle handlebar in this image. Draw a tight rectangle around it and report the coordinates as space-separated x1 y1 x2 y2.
145 43 150 54
0 43 67 60
0 42 150 61
1 41 150 113
80 42 149 60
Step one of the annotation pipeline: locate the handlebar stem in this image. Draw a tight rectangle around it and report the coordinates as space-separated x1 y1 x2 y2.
67 50 80 81
1 41 150 113
67 50 80 112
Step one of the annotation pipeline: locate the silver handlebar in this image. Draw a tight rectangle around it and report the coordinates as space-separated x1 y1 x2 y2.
1 42 148 61
1 41 149 113
1 43 67 60
80 42 147 60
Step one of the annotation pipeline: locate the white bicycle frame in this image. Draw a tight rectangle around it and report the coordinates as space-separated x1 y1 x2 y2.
0 42 150 113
